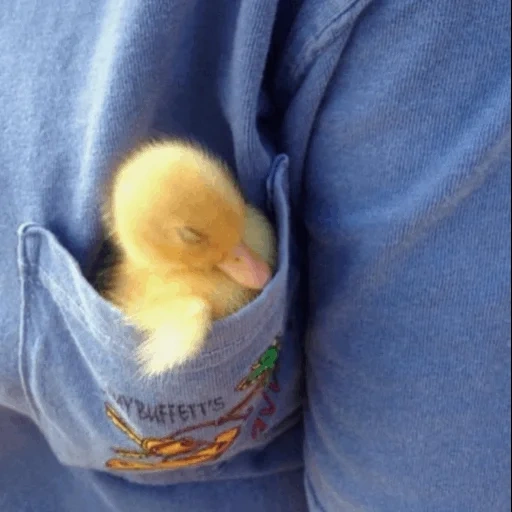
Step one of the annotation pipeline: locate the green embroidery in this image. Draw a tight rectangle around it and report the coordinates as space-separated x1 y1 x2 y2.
236 340 280 391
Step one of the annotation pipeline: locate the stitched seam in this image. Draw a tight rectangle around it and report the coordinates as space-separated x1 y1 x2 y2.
287 0 370 84
17 271 41 422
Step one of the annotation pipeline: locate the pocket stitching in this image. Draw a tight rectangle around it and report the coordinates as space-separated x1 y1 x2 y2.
38 266 118 346
36 264 285 371
18 272 43 424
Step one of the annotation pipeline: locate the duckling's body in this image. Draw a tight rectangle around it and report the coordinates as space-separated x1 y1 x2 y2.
100 140 276 376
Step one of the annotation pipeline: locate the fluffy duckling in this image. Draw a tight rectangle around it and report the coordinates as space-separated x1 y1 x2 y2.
100 140 276 376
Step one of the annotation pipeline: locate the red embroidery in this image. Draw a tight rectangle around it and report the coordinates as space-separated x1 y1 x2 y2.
250 376 280 440
251 418 267 439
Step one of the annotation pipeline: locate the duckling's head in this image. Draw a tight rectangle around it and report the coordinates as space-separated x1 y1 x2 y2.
108 140 270 290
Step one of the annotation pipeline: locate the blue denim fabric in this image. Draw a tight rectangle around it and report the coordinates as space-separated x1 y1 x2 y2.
0 1 510 511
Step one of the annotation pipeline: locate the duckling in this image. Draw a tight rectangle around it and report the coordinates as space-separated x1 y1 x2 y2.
100 140 276 376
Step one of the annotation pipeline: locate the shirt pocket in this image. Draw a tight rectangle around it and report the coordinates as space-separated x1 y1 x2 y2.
17 154 303 485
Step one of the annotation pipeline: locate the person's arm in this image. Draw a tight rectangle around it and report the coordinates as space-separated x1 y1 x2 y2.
299 2 510 510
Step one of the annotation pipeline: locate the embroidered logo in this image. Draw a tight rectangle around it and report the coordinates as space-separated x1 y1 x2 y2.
104 341 281 471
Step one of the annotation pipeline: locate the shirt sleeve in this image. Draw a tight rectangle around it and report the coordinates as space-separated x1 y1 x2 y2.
301 2 511 511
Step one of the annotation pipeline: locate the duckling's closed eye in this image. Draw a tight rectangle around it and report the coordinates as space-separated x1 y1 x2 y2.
177 226 208 245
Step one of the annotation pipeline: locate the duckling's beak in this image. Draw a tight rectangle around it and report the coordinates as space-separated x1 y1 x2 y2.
216 242 271 290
